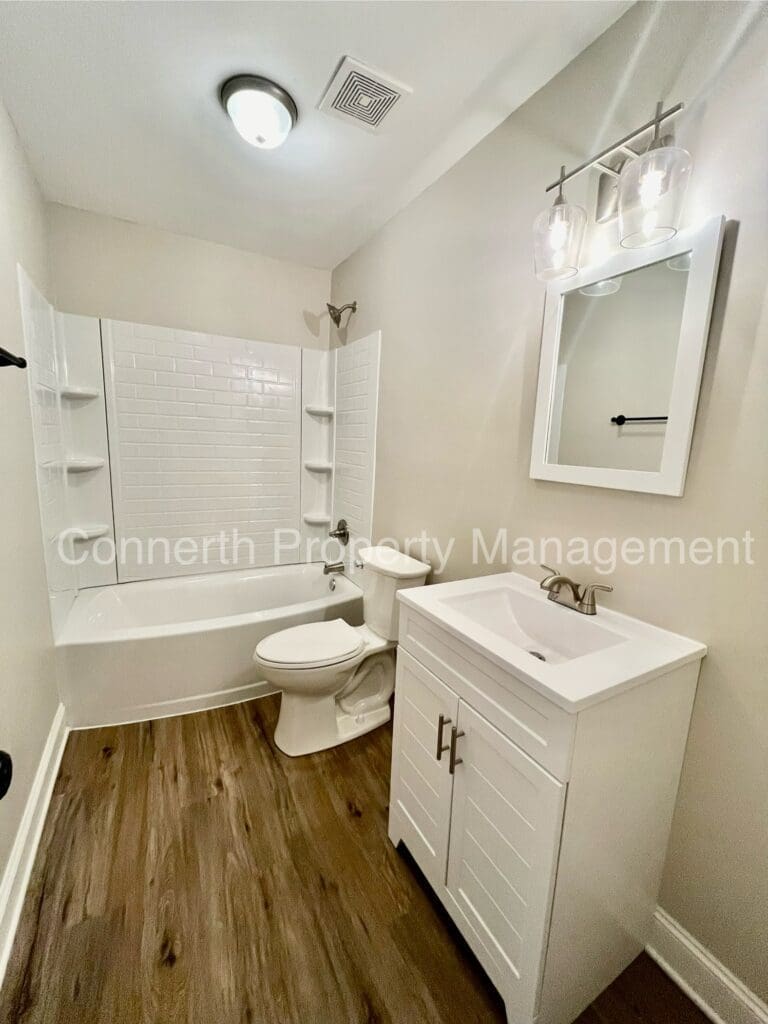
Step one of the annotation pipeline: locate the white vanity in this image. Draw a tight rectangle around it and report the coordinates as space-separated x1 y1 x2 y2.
388 572 705 1024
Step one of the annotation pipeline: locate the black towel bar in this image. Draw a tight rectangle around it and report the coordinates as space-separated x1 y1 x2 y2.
611 414 668 425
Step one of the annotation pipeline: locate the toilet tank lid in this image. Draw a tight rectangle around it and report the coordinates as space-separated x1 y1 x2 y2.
359 546 431 580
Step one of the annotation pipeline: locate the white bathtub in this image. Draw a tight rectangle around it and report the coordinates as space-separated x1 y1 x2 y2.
56 563 363 728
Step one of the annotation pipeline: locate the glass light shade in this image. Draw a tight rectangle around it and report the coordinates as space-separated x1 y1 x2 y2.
533 201 587 281
224 82 296 149
579 277 621 297
618 145 692 248
667 251 692 272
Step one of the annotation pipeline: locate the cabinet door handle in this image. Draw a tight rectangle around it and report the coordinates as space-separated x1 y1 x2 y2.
436 714 452 760
449 726 465 775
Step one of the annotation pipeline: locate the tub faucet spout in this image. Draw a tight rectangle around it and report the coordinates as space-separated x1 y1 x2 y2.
323 561 345 575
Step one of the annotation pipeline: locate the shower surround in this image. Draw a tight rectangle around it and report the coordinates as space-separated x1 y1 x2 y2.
19 274 382 725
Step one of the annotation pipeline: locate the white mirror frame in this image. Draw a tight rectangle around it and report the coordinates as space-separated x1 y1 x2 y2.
530 214 725 496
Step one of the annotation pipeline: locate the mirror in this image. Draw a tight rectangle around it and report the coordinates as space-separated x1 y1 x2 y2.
552 256 689 472
530 216 724 496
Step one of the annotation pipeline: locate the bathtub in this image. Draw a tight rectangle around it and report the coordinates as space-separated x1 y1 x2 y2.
56 563 363 728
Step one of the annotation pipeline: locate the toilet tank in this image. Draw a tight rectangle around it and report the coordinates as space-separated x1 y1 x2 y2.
358 546 430 641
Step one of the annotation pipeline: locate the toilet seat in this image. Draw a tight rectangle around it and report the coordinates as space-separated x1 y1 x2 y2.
252 546 430 756
255 618 365 670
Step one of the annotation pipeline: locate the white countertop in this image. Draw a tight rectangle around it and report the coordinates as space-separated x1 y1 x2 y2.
398 571 706 712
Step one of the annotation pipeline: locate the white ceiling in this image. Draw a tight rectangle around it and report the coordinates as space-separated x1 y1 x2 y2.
0 1 629 269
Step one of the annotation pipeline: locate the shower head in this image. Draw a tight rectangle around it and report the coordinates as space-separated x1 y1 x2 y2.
327 301 357 328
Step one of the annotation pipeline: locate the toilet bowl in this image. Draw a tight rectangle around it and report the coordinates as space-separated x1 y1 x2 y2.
253 546 430 756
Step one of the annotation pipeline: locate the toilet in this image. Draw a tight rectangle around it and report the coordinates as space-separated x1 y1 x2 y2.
253 546 430 756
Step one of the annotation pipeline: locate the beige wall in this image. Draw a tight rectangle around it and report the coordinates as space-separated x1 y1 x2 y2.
333 0 768 999
48 204 331 349
0 101 59 876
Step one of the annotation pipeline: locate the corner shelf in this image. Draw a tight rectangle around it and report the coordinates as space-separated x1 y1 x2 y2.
303 460 333 473
63 456 105 473
58 523 110 543
302 513 331 527
304 404 334 418
60 385 101 400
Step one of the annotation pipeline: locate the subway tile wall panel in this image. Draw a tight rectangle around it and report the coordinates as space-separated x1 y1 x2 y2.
57 313 117 589
102 320 301 581
18 269 78 633
332 331 380 541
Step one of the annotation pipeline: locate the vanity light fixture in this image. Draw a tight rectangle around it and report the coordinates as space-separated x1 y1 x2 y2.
533 166 587 281
618 103 692 248
220 75 298 150
535 101 689 280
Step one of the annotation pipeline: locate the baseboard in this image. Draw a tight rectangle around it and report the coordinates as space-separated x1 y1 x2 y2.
67 679 278 729
648 907 768 1024
0 704 68 990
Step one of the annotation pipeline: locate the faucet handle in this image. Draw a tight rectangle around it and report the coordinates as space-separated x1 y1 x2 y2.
328 518 350 545
579 582 613 614
540 564 557 576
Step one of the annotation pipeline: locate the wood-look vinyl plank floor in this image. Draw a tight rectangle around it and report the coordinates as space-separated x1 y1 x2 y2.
0 696 709 1024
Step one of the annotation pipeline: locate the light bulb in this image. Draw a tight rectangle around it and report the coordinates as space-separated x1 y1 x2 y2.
549 218 569 251
639 168 665 208
642 210 659 237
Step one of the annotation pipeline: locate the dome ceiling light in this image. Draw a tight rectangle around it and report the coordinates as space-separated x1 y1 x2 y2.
220 75 298 150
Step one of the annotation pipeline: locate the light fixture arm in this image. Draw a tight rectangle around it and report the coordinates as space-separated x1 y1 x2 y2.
648 100 665 151
553 165 566 206
544 101 683 195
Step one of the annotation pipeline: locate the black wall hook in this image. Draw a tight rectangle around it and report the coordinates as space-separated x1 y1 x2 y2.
0 346 27 369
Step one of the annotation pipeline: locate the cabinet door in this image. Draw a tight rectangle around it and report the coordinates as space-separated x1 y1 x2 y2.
445 701 565 1021
389 649 459 891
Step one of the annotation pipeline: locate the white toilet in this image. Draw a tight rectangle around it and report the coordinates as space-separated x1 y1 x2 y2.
253 546 430 756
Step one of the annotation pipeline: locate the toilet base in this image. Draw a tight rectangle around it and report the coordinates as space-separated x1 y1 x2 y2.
274 691 391 757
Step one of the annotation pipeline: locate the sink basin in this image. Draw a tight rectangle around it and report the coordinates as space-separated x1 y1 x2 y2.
439 586 624 665
398 571 706 712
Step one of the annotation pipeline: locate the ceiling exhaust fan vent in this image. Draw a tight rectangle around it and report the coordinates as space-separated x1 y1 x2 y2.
318 56 412 132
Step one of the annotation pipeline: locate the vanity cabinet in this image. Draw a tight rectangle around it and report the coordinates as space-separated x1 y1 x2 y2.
445 699 565 1009
389 603 701 1024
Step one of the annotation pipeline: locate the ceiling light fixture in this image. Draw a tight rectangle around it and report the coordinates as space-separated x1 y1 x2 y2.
220 75 298 150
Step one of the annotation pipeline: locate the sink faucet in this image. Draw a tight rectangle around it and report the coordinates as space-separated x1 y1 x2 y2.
539 565 613 616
